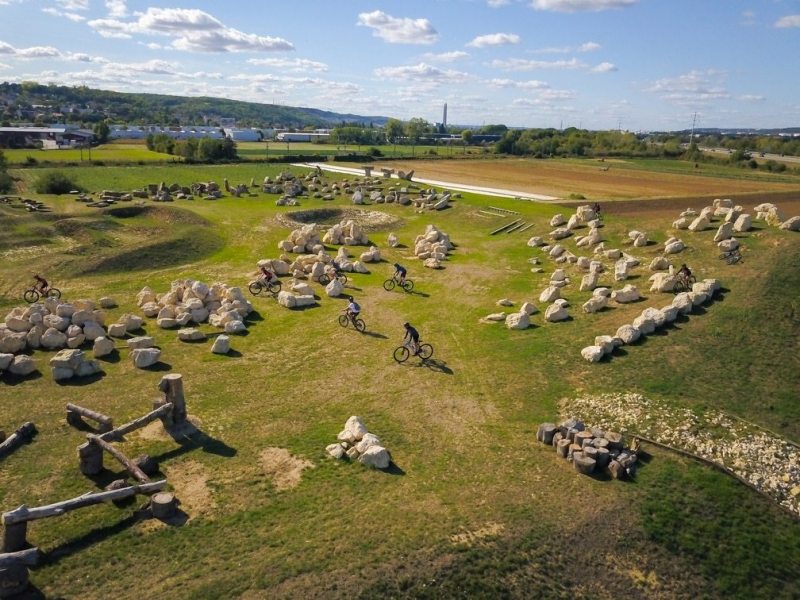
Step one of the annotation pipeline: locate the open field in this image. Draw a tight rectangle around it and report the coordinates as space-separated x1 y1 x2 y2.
1 161 799 598
370 157 800 200
1 144 176 165
236 141 480 161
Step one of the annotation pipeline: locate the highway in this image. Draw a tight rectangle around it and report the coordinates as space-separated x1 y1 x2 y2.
699 147 800 165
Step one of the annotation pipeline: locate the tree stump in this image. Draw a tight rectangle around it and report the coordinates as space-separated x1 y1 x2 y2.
592 437 609 450
151 492 177 520
551 431 564 448
567 443 582 459
582 446 598 462
158 374 186 425
574 431 594 448
556 438 571 459
78 441 103 476
536 423 557 445
604 431 624 450
594 447 611 469
0 565 29 599
608 459 625 480
2 523 28 554
573 452 597 475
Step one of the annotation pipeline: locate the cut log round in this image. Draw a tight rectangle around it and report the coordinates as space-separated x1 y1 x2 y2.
0 548 38 568
551 431 564 448
134 455 159 477
537 423 557 445
608 459 625 480
574 431 594 448
573 453 597 475
87 435 149 483
594 447 611 469
0 423 37 460
151 492 177 519
604 431 624 450
556 438 571 459
582 446 599 461
568 443 582 459
592 438 609 450
66 403 113 432
78 441 104 476
0 564 29 598
158 373 186 425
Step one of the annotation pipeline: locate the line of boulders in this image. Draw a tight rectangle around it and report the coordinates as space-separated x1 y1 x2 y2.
326 416 392 469
414 225 453 269
322 219 369 245
481 299 539 329
537 418 639 479
581 279 721 362
137 280 252 334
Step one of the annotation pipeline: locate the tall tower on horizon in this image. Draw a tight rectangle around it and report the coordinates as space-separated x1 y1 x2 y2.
442 103 448 128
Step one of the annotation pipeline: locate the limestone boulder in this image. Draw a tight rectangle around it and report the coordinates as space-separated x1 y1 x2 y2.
550 228 572 240
550 214 566 227
688 215 710 232
649 272 677 293
131 348 161 369
612 284 640 304
780 216 800 231
358 445 391 469
672 292 693 315
713 222 734 242
539 286 561 303
672 217 690 229
340 416 368 443
545 302 569 322
49 348 84 371
93 336 115 358
664 239 685 254
733 214 752 232
580 272 599 292
649 256 670 271
224 320 246 334
157 318 178 329
325 279 344 297
291 282 315 297
497 298 514 307
99 297 117 309
277 291 297 308
520 302 539 315
107 323 127 338
527 236 545 247
0 353 13 371
211 335 230 354
718 238 739 252
632 315 656 335
581 346 604 363
582 295 608 314
8 355 36 376
481 313 506 323
505 311 530 330
326 443 346 460
178 328 206 342
40 328 67 350
127 336 155 350
615 324 641 345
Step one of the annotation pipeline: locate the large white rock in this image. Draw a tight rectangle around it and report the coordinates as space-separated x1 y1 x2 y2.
615 324 641 345
358 445 391 469
672 217 690 229
580 272 599 292
291 282 315 297
649 256 670 271
545 302 569 322
672 292 693 315
688 215 710 232
127 336 155 350
8 355 36 376
40 328 67 350
157 318 178 329
550 228 572 240
614 260 629 282
325 279 344 297
713 222 734 242
224 320 246 334
93 336 115 358
520 302 539 315
4 317 31 333
116 313 141 330
81 321 104 341
780 216 800 231
539 286 561 303
352 261 370 274
481 312 507 322
0 353 14 371
612 284 641 303
550 214 566 227
527 236 545 247
107 323 128 338
341 416 368 442
632 315 656 335
649 272 677 293
594 335 618 355
70 310 94 327
131 348 160 369
581 346 605 363
99 297 117 309
733 214 752 232
294 295 316 307
277 291 297 308
211 335 230 354
55 303 76 318
505 311 530 330
664 240 685 254
582 295 608 314
178 328 206 342
49 348 84 370
355 432 382 454
387 233 399 247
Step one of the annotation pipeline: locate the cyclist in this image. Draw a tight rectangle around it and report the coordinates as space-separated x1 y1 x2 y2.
403 322 420 355
345 296 361 324
33 273 49 294
593 202 602 218
324 263 338 282
393 263 407 286
678 263 692 280
259 265 276 284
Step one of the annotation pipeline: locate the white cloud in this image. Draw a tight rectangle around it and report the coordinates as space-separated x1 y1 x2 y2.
356 10 438 45
0 62 10 69
491 57 584 71
775 15 800 28
647 69 730 105
535 41 600 53
247 58 328 72
488 78 549 89
467 33 520 48
56 0 88 10
488 0 510 6
532 0 637 12
739 94 765 102
0 42 61 58
421 51 469 63
88 8 295 52
591 61 617 73
538 89 577 100
105 0 128 18
42 7 86 21
741 10 756 26
374 62 472 83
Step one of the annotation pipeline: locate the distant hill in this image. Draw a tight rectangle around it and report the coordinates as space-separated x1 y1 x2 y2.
0 82 391 128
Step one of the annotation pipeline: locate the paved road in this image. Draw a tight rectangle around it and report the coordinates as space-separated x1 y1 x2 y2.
291 162 560 202
699 147 800 165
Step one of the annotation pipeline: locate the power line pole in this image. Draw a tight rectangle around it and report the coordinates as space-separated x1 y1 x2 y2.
690 112 697 142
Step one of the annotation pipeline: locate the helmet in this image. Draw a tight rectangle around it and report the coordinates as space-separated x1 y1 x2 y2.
394 263 400 268
348 296 354 302
403 322 410 327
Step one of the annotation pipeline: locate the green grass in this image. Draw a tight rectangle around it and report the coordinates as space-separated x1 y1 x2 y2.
0 161 798 598
236 141 483 160
2 143 175 165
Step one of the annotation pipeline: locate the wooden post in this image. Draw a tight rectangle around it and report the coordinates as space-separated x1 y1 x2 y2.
0 548 38 568
87 435 149 483
0 564 29 598
66 404 113 433
2 522 28 553
78 441 104 476
150 492 177 520
0 423 37 461
158 374 186 425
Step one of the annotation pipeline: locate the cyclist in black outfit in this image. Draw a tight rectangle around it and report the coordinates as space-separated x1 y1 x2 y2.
403 322 420 354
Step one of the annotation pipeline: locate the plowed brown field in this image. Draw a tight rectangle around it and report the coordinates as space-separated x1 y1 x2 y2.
371 158 800 200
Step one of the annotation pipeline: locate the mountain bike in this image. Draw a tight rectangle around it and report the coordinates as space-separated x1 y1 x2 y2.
383 274 414 292
338 311 365 333
393 339 433 363
248 277 281 296
719 248 743 265
319 270 348 286
23 285 61 304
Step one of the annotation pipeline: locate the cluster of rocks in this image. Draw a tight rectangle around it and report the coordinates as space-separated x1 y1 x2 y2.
481 299 539 329
537 418 639 479
50 348 102 381
278 224 324 254
581 279 721 362
277 283 318 309
754 202 800 231
548 205 601 242
326 416 392 470
561 392 800 517
413 225 453 269
322 219 370 246
263 171 305 201
137 280 252 334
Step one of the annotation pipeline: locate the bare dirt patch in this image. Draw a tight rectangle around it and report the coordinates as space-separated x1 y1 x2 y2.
278 208 402 232
259 447 314 491
450 522 505 546
163 459 216 517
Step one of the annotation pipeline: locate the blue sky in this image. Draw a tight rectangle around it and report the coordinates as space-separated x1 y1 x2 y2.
0 0 798 130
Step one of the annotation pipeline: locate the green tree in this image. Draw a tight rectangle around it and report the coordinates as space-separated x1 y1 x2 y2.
405 117 431 156
93 120 110 144
461 129 473 154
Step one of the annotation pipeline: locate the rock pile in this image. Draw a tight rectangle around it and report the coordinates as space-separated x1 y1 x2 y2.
322 219 370 246
581 279 721 362
414 225 454 269
50 348 101 381
137 280 253 334
537 418 640 479
326 416 392 469
278 224 324 254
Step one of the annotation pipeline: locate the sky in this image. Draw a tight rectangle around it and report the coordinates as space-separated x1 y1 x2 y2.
0 0 798 130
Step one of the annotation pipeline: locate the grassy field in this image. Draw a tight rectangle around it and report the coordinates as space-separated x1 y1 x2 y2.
236 141 481 161
369 157 800 200
1 161 799 598
1 143 176 165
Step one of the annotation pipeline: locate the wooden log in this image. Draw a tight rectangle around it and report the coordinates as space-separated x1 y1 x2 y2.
488 206 519 215
99 403 173 442
555 438 571 459
150 492 177 519
604 431 624 450
0 548 38 568
582 446 599 462
0 564 29 598
158 374 186 425
2 480 167 526
573 453 597 475
66 403 113 432
574 431 594 448
1 523 27 553
607 459 625 480
594 447 611 469
536 423 557 445
77 441 104 476
592 437 609 450
0 423 36 460
518 223 534 233
505 222 525 234
87 435 149 483
489 219 521 235
567 443 582 459
134 455 159 477
551 431 563 448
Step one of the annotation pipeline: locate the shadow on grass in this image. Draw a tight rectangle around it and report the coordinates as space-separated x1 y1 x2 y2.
40 510 148 566
415 358 454 375
246 310 264 322
165 421 237 458
9 584 49 599
362 331 388 340
95 349 121 364
56 372 105 387
141 361 172 372
0 371 43 386
382 461 406 476
407 289 430 298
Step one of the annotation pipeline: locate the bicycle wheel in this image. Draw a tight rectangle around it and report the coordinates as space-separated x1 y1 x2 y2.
354 318 366 333
402 280 414 293
318 274 330 285
383 279 396 291
393 346 410 363
718 252 731 260
268 281 282 294
23 289 39 303
688 276 697 284
248 281 263 296
726 254 741 265
417 344 433 359
337 273 348 286
47 288 61 299
338 314 349 328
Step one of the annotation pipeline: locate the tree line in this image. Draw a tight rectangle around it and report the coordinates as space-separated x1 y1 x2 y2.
146 134 237 161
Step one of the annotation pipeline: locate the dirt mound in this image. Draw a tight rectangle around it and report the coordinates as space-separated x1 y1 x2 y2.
259 447 314 491
105 204 210 225
280 208 401 232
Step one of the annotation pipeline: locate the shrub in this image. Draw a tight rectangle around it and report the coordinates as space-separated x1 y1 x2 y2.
367 147 383 158
568 193 586 200
34 171 82 194
25 156 38 165
0 171 13 193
